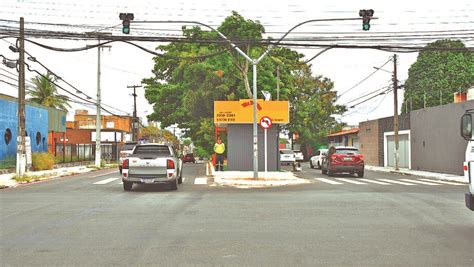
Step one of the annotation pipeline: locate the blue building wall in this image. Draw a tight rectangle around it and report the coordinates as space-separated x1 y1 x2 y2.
0 99 49 161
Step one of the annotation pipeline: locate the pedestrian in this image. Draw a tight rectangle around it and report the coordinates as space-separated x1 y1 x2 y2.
214 137 225 171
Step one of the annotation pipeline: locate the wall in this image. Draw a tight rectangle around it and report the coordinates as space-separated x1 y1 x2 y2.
359 119 380 166
378 114 410 166
411 100 473 175
0 99 49 161
227 124 279 171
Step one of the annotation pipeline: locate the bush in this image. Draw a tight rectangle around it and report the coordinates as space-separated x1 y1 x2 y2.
32 153 55 171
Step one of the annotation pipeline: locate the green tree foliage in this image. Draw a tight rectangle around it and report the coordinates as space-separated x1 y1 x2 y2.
140 125 178 147
28 73 70 111
143 11 345 155
402 39 474 112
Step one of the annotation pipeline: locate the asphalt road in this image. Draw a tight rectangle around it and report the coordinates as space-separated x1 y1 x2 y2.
1 162 473 266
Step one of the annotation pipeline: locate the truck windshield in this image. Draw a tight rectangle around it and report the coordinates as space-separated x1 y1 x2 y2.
122 143 137 151
133 145 171 156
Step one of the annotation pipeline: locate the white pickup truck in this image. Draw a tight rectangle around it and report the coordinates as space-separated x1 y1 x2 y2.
461 110 474 211
121 143 183 191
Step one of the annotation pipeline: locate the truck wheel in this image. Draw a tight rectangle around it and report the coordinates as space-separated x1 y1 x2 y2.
169 179 178 190
123 181 132 191
317 162 321 169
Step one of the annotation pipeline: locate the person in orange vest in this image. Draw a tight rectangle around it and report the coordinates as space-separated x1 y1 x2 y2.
213 137 225 171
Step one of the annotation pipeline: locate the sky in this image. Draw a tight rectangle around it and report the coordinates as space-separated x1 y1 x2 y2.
0 0 473 135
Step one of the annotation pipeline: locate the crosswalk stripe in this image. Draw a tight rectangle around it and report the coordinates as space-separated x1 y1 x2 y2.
194 177 208 185
377 179 416 185
399 179 440 185
315 178 343 185
418 179 465 185
335 178 366 185
118 182 123 185
357 179 391 185
93 178 119 185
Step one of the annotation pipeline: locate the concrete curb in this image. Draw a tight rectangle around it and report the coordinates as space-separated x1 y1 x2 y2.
365 165 467 184
211 169 310 188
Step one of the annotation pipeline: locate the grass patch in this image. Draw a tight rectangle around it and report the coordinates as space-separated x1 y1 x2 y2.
13 173 53 183
32 153 55 171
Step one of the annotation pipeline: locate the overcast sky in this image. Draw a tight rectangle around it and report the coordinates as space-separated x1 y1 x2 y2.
1 0 473 133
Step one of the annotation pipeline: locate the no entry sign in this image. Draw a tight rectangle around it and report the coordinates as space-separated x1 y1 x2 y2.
260 116 273 129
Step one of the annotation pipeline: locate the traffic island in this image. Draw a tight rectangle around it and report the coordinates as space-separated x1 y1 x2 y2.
208 162 309 188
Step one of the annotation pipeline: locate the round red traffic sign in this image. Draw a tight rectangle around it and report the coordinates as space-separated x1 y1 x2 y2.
260 116 273 129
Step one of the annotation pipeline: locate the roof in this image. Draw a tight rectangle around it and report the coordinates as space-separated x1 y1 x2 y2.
327 128 359 137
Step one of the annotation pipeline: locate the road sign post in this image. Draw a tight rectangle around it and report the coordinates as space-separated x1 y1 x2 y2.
260 116 273 173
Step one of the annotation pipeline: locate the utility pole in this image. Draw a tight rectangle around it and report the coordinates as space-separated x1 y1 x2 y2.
86 33 111 167
393 54 399 171
127 85 142 141
16 17 26 176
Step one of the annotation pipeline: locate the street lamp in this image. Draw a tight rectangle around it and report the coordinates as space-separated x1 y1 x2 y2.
130 14 376 179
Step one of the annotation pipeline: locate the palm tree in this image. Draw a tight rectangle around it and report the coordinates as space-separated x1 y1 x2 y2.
28 73 70 111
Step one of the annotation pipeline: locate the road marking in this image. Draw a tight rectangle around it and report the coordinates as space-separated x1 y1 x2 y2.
335 178 366 185
91 170 118 178
194 177 208 185
93 178 118 185
315 178 343 185
377 179 416 185
399 179 440 185
118 182 123 185
182 177 186 182
357 179 391 185
418 179 465 185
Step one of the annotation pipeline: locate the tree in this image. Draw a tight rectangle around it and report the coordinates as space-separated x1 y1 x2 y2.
143 11 345 155
140 125 178 147
402 39 474 112
28 73 70 111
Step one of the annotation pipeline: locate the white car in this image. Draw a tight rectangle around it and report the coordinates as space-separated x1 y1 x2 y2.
280 149 296 165
293 150 304 161
310 149 328 169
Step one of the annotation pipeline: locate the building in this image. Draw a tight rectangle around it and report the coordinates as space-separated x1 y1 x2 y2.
327 127 359 148
0 93 66 166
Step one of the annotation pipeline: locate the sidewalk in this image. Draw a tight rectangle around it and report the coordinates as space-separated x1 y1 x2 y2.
0 165 114 189
365 165 467 184
206 162 309 188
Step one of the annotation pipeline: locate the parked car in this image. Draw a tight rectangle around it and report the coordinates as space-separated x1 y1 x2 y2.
182 153 196 163
310 148 328 169
119 142 137 174
280 149 296 165
293 150 304 161
121 143 183 191
321 146 364 177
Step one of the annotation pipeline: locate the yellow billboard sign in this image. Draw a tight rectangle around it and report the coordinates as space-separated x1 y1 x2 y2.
214 99 289 124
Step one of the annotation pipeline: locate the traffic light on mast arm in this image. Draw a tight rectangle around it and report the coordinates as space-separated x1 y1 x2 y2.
359 9 374 31
119 13 134 34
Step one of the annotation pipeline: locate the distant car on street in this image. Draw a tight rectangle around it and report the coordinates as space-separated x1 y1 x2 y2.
321 146 364 177
310 148 328 169
119 142 137 174
293 150 304 161
182 153 196 163
280 149 296 165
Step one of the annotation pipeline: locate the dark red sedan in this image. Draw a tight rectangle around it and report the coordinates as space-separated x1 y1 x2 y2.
321 146 364 177
182 153 196 163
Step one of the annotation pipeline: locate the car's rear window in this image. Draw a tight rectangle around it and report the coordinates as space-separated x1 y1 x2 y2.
280 150 294 154
133 145 171 156
336 149 360 155
122 143 137 150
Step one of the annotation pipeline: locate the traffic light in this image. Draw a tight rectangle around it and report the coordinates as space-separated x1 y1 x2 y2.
359 9 374 31
119 13 134 34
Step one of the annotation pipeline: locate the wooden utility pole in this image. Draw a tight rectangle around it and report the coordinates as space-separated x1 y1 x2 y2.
16 17 26 176
127 85 142 141
393 54 399 171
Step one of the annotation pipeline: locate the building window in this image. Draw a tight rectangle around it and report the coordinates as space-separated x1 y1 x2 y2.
4 128 12 145
36 132 41 146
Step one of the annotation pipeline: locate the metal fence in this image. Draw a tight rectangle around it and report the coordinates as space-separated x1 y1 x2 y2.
49 143 119 164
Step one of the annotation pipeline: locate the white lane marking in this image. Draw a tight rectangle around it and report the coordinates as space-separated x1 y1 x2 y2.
315 178 343 185
118 182 123 185
399 179 440 185
194 177 208 185
93 178 119 185
377 179 416 185
357 179 391 185
418 179 465 185
335 178 366 185
182 177 186 182
91 170 118 178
